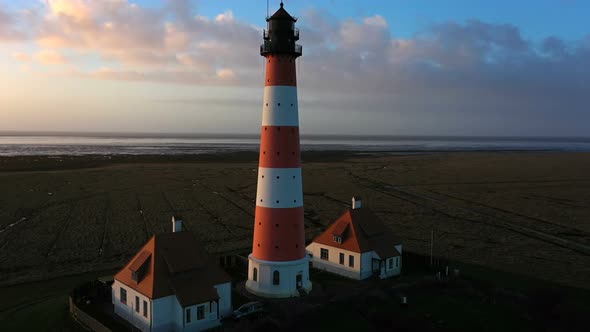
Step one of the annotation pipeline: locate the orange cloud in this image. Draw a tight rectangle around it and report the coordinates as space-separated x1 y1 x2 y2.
34 50 67 64
12 52 31 62
46 0 92 22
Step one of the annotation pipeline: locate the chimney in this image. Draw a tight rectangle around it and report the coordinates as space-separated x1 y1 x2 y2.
172 216 183 232
352 196 361 209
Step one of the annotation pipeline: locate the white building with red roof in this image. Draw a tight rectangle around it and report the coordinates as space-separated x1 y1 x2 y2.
112 217 232 332
306 197 403 280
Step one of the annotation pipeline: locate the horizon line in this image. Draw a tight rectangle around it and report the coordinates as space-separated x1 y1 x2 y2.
1 130 590 142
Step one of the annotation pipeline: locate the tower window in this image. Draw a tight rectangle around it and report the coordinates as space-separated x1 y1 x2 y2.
276 200 279 203
253 267 258 281
276 176 280 179
258 222 261 225
275 223 279 227
293 200 297 203
278 103 281 106
277 152 280 155
273 271 280 285
266 103 268 106
291 104 293 107
262 175 264 178
260 199 263 202
257 243 260 247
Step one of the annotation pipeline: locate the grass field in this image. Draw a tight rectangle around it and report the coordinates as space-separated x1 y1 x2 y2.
0 152 589 330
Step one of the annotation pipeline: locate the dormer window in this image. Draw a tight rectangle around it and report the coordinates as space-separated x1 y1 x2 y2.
129 251 151 283
333 235 342 244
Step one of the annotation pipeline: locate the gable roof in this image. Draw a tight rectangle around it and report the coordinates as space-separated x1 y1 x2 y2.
312 207 401 258
114 231 231 307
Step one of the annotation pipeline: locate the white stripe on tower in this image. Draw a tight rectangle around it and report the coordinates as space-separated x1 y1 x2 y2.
256 167 303 209
262 86 299 126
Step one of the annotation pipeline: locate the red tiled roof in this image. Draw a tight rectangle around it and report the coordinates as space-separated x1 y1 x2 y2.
312 207 401 258
332 220 349 237
115 231 231 306
128 251 151 272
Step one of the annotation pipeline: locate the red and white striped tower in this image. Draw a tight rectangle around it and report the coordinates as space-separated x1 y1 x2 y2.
245 2 311 298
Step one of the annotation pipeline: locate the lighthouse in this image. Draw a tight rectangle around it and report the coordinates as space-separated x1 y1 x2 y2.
245 2 312 298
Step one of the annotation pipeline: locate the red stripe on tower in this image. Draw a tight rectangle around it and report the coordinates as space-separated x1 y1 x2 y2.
246 2 311 298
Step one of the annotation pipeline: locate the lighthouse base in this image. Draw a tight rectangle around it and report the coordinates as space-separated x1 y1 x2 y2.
245 254 312 298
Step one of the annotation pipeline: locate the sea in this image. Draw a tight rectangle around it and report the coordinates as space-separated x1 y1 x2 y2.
1 133 589 156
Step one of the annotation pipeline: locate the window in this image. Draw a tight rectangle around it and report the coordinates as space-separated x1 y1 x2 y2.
388 258 393 270
349 255 354 268
320 248 329 260
333 235 342 243
253 267 258 282
186 308 191 323
395 257 399 268
273 270 280 285
143 301 148 318
197 305 205 320
135 296 139 312
339 253 344 265
120 288 127 304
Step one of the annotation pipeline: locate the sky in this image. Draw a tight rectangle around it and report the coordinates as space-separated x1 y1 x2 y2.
0 0 589 136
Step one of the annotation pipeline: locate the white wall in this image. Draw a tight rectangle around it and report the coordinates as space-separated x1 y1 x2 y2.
306 243 363 279
181 301 221 332
360 252 375 280
375 245 403 279
214 282 232 319
152 295 176 332
112 280 151 332
246 255 311 298
306 243 403 280
114 280 232 332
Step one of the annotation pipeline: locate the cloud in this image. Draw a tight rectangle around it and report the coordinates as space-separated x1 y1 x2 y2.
12 52 31 62
216 68 237 80
0 1 589 135
34 50 67 64
46 0 92 22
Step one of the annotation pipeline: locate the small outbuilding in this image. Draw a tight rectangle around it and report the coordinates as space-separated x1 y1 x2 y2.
306 197 402 280
112 216 232 332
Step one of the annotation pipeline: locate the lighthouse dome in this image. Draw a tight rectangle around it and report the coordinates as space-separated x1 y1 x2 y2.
267 2 297 22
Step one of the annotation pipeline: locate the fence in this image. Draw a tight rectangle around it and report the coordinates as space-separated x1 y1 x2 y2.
69 296 112 332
